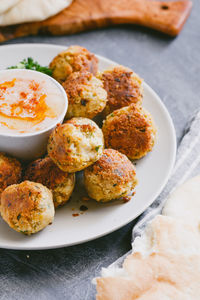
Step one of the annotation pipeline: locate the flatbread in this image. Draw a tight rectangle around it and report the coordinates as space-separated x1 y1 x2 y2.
0 0 21 15
96 254 200 300
0 0 73 26
132 214 200 256
96 216 200 300
163 175 200 230
96 175 200 299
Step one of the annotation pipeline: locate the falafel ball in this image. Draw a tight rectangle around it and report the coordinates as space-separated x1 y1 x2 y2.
24 157 75 208
84 149 137 202
49 45 98 83
0 152 22 198
63 71 107 119
98 65 143 116
102 104 156 160
1 181 54 235
47 118 104 173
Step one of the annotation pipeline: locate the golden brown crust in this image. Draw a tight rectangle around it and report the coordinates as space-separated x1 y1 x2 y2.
102 105 156 160
24 157 69 190
63 70 107 119
1 181 41 220
1 181 54 234
0 152 22 198
1 181 45 232
67 117 97 131
24 157 75 208
48 123 74 171
100 66 143 115
47 118 104 172
62 71 93 102
50 45 98 83
85 149 135 186
84 149 137 202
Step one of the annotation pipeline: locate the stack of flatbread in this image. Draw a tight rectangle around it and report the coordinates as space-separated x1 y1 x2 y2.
95 176 200 299
0 0 73 26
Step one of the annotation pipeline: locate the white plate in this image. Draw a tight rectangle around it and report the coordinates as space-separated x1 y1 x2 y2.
0 44 176 250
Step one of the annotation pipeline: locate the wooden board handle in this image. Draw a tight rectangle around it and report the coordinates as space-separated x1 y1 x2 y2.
108 0 193 36
0 0 192 43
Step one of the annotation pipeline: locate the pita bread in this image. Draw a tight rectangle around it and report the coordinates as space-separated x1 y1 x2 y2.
96 254 200 300
0 0 21 15
132 215 200 256
0 0 73 26
96 216 200 300
163 175 200 230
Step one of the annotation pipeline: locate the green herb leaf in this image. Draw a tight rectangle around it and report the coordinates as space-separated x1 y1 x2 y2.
17 214 21 221
8 57 52 76
95 146 101 152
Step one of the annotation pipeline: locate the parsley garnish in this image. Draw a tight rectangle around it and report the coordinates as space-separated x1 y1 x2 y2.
8 57 52 76
95 146 101 152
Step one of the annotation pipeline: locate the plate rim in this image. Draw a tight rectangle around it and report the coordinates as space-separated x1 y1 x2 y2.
0 43 176 250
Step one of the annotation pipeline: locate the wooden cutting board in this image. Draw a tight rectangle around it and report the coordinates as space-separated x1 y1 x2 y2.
0 0 192 43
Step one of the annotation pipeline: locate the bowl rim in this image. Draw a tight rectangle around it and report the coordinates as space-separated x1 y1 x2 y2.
0 68 68 137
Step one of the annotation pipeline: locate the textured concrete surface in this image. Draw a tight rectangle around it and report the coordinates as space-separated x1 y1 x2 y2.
0 2 199 299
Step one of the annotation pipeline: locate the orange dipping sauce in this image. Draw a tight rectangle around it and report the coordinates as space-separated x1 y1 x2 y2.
0 73 66 134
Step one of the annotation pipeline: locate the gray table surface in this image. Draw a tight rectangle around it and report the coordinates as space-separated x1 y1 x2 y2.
0 3 199 299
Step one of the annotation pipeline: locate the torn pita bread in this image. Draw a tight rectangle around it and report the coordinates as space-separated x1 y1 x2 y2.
96 254 200 300
132 214 200 256
0 0 21 15
96 216 200 300
0 0 73 26
163 175 200 230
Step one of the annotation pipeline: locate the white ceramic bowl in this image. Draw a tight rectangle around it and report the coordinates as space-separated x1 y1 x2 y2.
0 69 68 161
